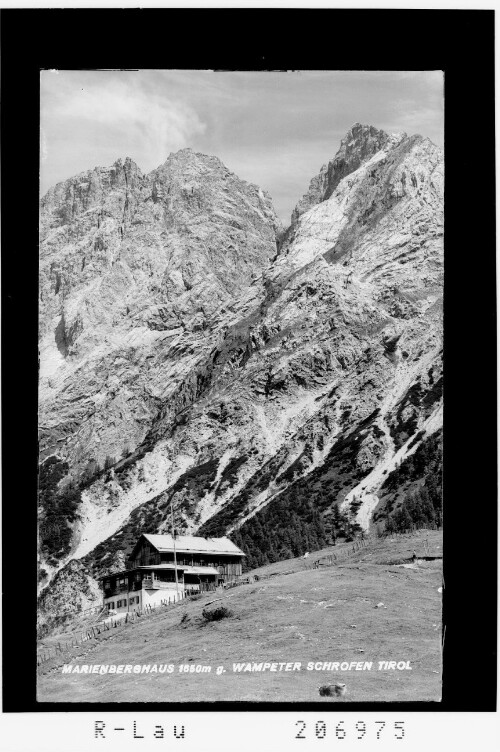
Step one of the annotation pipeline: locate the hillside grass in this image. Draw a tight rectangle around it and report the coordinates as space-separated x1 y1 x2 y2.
37 530 442 703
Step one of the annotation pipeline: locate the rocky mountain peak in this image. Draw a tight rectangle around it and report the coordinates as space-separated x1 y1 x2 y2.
147 148 281 243
40 156 145 230
38 147 282 482
38 127 442 633
119 155 143 179
153 147 229 179
341 122 396 147
291 122 407 225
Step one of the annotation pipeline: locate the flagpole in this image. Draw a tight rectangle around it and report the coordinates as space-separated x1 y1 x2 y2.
170 497 179 600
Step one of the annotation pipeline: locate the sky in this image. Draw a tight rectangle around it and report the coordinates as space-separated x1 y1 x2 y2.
40 69 443 225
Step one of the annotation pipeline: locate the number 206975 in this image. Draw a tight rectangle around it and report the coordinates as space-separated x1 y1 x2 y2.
295 720 405 741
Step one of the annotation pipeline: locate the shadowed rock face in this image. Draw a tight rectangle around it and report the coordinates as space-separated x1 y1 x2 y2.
39 149 281 470
291 123 400 225
37 559 101 632
38 125 443 621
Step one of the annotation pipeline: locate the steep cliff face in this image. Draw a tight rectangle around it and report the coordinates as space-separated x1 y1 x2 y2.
39 149 281 575
38 125 443 622
291 123 401 224
195 124 443 548
37 558 102 633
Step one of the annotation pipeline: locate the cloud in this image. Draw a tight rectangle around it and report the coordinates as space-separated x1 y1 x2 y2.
40 70 443 218
40 72 206 190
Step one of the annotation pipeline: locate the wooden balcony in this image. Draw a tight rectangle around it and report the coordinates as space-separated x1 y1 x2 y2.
142 578 177 590
104 585 128 597
186 583 217 593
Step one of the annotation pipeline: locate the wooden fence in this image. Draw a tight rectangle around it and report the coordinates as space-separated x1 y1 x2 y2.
37 590 198 669
311 536 371 568
313 525 441 565
38 525 442 669
246 524 442 581
376 521 442 538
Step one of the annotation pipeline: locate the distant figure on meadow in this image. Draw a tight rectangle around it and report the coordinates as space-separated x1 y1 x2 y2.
319 683 346 698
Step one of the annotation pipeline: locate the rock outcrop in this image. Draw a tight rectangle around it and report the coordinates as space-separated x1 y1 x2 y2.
37 559 101 634
291 123 402 225
39 148 280 478
38 125 443 620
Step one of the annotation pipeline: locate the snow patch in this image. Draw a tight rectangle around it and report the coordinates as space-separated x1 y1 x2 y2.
276 149 390 274
61 445 194 566
342 401 442 531
228 385 343 531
